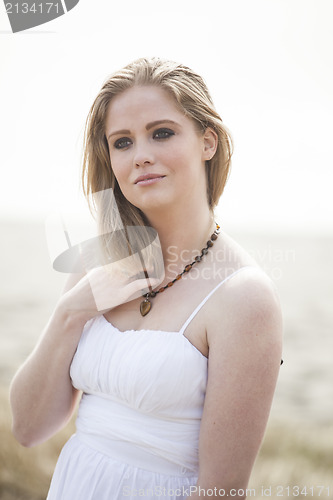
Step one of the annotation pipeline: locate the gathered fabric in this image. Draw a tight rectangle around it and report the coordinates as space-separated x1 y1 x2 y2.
46 267 254 499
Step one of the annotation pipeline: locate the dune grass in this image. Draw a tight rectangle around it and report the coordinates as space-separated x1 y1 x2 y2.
249 419 333 498
0 387 74 500
1 387 332 500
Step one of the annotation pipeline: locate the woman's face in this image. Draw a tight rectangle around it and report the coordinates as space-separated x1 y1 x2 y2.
105 85 214 215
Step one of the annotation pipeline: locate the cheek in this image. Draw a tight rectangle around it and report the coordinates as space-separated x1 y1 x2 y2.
109 155 129 185
161 142 191 169
167 143 202 175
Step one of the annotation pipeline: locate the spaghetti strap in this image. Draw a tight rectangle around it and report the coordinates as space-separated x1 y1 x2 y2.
179 266 259 335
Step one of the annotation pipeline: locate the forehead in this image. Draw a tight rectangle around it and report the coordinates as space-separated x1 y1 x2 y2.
105 85 187 130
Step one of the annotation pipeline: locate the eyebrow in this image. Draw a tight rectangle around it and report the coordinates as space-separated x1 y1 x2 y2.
107 119 178 141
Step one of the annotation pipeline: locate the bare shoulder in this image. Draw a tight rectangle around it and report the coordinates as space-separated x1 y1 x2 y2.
218 264 281 321
207 265 283 356
196 263 283 491
206 228 283 341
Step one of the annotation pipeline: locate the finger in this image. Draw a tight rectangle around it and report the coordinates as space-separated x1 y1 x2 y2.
123 277 162 297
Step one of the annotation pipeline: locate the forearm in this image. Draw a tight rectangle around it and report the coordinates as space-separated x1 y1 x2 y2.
9 301 87 447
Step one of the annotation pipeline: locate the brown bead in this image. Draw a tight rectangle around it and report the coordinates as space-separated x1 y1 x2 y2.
140 222 221 316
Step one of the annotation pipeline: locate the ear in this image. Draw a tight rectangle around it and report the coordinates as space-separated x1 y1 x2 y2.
202 127 218 161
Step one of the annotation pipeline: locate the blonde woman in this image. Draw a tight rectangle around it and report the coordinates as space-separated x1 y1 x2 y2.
10 58 283 500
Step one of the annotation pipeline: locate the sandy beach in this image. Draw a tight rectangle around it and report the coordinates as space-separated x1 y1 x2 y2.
1 218 332 499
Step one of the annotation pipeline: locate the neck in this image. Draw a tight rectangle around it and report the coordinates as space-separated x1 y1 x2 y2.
144 202 215 278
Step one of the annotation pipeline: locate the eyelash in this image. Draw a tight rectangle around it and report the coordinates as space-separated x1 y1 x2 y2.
114 138 131 149
153 128 175 140
113 128 175 150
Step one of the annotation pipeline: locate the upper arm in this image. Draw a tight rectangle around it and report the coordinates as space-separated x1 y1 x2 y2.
58 271 87 406
197 269 283 491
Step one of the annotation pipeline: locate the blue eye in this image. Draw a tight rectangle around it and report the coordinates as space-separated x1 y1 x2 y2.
114 137 132 149
153 128 175 140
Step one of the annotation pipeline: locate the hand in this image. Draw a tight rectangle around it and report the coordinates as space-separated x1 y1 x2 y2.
59 252 162 324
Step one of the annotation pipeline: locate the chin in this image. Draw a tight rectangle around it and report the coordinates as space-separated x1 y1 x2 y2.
135 200 167 212
135 199 172 218
129 191 172 211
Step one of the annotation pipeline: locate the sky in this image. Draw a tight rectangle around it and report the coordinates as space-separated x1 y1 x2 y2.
0 0 332 233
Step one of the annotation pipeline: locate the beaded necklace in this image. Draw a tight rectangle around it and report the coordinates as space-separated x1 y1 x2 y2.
140 223 220 316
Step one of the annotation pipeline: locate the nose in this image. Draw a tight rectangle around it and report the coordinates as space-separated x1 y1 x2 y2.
133 142 154 168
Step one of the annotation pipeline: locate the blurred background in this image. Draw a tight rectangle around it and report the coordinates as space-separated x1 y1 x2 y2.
0 0 332 498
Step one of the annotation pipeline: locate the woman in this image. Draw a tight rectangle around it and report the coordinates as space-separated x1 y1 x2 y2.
10 58 283 499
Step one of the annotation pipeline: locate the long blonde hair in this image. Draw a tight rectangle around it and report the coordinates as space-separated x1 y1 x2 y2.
82 57 233 231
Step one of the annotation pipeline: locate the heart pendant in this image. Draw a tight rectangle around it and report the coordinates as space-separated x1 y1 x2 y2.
140 299 151 317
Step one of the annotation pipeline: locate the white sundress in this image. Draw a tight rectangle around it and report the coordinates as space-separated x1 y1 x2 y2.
46 267 253 500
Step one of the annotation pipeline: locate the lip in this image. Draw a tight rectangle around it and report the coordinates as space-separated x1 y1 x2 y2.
134 173 166 185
